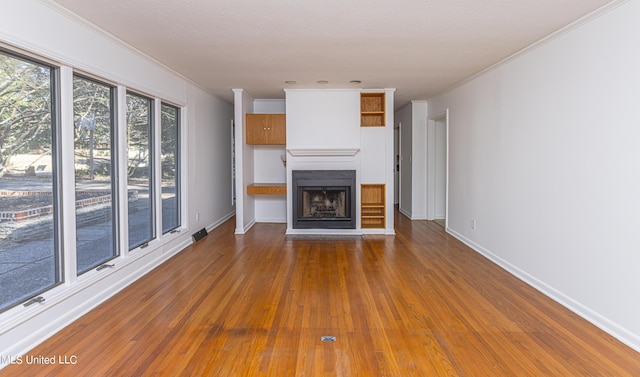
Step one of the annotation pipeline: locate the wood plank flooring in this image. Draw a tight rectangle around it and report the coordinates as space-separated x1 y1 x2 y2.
3 211 639 376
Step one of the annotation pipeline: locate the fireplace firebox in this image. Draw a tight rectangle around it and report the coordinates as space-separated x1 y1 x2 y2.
292 170 356 229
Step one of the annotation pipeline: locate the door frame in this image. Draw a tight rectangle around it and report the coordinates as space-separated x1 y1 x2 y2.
427 109 449 227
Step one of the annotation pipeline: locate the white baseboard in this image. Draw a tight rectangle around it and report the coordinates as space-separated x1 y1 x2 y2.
446 226 640 353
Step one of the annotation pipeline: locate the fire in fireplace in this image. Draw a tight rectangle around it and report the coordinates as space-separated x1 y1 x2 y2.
292 170 356 229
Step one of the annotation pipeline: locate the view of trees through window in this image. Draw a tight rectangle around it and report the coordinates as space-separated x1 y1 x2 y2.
0 51 60 313
73 75 118 274
126 93 155 249
161 103 180 233
0 47 182 313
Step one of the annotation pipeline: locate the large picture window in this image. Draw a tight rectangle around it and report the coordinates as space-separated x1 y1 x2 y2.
0 45 183 314
73 75 118 274
126 92 155 249
161 103 180 233
0 50 61 312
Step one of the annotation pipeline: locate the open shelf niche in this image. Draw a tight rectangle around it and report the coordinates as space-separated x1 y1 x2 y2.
361 184 385 228
360 92 386 127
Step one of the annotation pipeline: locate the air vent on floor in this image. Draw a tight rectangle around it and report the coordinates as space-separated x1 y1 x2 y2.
192 228 208 243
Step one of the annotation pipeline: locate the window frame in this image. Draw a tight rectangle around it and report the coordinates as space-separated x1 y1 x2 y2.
0 48 63 313
160 102 181 234
125 90 156 250
72 73 120 275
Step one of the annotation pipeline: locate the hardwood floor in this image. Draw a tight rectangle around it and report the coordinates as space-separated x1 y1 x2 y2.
3 212 639 376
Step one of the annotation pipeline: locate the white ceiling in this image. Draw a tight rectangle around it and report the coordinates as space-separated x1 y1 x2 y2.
49 0 613 109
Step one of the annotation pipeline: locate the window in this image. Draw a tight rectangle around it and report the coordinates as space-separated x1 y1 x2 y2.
126 93 155 249
73 75 118 274
160 103 180 233
0 50 61 312
0 45 183 314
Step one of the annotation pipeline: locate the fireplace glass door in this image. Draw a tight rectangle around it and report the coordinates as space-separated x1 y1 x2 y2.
291 170 356 229
300 188 348 220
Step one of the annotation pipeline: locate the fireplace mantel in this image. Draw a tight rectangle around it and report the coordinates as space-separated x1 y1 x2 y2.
287 148 360 157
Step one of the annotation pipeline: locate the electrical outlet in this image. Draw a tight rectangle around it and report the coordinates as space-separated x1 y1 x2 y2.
471 219 476 230
196 212 200 221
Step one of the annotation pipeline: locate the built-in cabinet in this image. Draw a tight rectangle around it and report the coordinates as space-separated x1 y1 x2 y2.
361 92 386 127
245 113 286 196
361 184 385 228
246 113 286 144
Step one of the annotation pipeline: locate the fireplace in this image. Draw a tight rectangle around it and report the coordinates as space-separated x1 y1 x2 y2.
292 170 356 229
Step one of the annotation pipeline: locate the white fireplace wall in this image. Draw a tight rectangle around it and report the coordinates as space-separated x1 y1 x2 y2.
285 89 361 150
285 89 362 233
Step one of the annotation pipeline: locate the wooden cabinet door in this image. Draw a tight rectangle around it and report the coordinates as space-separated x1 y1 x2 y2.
246 114 286 145
266 114 286 144
246 114 269 144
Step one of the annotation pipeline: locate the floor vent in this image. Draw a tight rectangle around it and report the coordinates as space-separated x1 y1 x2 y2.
321 336 337 342
192 228 208 243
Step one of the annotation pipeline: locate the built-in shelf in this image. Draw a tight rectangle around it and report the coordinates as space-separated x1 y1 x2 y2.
361 92 385 127
247 183 286 195
361 184 385 228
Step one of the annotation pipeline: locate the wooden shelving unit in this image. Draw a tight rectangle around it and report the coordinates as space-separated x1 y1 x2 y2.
360 92 385 127
361 184 385 228
247 183 286 195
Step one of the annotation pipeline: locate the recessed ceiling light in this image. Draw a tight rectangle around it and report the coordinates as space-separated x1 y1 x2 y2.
317 80 329 84
350 80 362 84
284 80 297 85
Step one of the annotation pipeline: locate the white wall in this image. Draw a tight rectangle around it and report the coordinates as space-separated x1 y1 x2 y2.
254 99 286 113
428 0 640 351
0 0 234 361
188 85 235 230
253 145 287 222
434 117 447 219
411 101 428 219
286 90 361 150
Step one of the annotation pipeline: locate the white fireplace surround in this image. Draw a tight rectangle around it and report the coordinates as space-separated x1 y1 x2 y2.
285 150 362 236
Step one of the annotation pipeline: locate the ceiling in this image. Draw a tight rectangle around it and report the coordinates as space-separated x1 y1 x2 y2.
49 0 612 109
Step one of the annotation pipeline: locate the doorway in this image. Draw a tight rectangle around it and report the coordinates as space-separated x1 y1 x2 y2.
428 111 448 227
